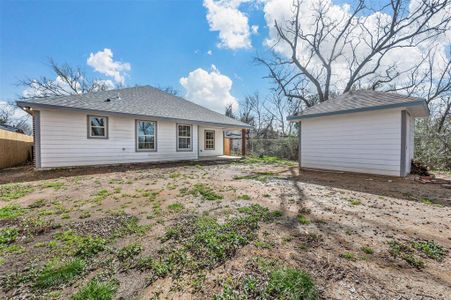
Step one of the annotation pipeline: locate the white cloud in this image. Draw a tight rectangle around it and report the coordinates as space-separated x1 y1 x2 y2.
207 50 213 55
180 65 239 113
262 0 450 92
87 48 131 84
251 25 258 34
203 0 257 50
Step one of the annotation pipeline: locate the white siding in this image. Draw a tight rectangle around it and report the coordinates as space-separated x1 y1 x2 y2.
301 109 402 176
39 109 198 168
198 127 224 157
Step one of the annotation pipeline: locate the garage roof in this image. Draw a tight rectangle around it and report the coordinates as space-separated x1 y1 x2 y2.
287 90 429 121
17 86 252 129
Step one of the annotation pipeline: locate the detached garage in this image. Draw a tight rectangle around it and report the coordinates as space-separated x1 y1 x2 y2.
288 90 429 177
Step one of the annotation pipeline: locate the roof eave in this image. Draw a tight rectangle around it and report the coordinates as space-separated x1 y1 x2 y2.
287 100 429 122
16 101 253 129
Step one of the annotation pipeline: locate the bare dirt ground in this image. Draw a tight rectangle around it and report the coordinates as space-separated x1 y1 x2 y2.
0 159 450 299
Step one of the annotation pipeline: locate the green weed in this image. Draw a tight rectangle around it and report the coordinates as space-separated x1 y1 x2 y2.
189 184 223 201
0 184 33 201
72 279 117 300
238 194 251 200
168 203 185 213
117 242 143 261
42 182 64 190
35 258 85 288
361 246 374 255
297 215 310 225
0 228 19 244
0 205 25 219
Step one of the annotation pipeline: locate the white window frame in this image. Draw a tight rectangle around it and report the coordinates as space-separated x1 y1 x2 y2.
177 124 193 152
87 115 108 139
136 120 157 152
204 130 215 150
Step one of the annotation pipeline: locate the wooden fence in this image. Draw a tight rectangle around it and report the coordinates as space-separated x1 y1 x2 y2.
0 129 33 169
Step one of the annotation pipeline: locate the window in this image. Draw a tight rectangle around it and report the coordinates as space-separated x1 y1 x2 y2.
88 115 108 138
205 130 215 150
177 124 192 151
136 120 156 151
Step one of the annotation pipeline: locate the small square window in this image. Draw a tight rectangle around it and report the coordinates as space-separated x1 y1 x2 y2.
88 115 108 138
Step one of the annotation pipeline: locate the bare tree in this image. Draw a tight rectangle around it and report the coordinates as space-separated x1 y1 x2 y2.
259 0 450 108
0 102 31 134
157 86 179 96
18 59 114 99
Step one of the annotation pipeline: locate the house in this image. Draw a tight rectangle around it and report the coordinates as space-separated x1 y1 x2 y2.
17 86 251 169
287 90 429 177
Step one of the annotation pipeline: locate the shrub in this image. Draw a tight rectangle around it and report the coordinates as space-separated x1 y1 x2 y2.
72 279 117 300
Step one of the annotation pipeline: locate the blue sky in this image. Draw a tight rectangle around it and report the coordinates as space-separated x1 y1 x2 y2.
0 0 272 111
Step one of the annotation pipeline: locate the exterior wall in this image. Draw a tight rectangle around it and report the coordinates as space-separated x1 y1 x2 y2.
198 127 224 157
300 109 403 176
39 109 198 168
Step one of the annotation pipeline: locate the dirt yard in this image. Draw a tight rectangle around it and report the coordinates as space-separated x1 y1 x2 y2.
0 158 450 299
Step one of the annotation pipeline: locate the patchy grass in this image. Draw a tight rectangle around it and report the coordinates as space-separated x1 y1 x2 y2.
42 181 64 190
238 194 251 200
349 199 362 206
117 243 143 261
267 268 318 300
94 189 111 203
28 199 47 209
0 205 25 219
388 240 425 269
35 258 85 289
139 204 276 283
186 184 223 201
420 198 443 207
340 252 356 261
242 155 295 166
233 171 276 183
0 228 19 244
361 246 374 255
215 257 317 300
0 184 33 201
72 279 118 300
54 230 106 258
297 214 311 225
168 203 185 213
411 240 447 261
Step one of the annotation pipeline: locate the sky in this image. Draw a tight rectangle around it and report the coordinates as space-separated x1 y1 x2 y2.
0 0 272 113
1 0 449 115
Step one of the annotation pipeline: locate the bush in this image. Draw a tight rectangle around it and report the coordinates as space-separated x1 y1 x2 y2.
414 119 450 170
410 160 430 176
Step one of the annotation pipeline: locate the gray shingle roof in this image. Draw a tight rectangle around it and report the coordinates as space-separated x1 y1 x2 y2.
17 86 251 128
287 90 428 121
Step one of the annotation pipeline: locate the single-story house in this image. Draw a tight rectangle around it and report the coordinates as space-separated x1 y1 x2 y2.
17 86 251 169
287 90 429 177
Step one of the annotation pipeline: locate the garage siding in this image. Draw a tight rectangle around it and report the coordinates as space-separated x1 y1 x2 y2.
39 109 198 168
300 109 402 176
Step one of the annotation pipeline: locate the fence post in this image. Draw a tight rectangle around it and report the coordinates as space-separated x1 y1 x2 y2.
241 129 246 157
